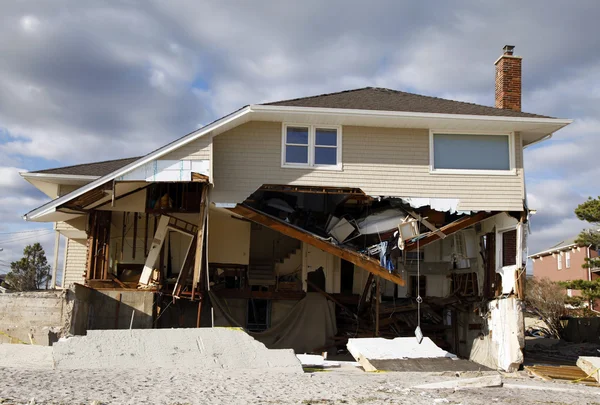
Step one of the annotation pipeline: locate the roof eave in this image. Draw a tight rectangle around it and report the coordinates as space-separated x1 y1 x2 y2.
250 104 573 125
528 243 579 258
24 106 253 222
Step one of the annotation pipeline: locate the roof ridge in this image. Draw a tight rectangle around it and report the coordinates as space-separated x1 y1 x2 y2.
369 87 497 110
28 156 142 174
262 87 374 106
263 86 551 118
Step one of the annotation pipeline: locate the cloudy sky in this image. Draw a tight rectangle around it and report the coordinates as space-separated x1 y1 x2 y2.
0 1 598 279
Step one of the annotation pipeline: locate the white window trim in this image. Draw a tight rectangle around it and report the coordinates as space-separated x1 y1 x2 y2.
557 252 563 270
429 129 516 175
281 123 342 170
496 226 518 272
566 251 571 269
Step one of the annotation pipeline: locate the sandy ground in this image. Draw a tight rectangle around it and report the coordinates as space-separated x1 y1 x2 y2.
1 366 599 405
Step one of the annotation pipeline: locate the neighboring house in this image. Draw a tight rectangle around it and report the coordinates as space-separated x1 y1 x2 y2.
529 236 600 304
20 45 571 371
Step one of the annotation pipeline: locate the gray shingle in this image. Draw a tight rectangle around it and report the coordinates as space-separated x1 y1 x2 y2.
29 157 140 177
264 87 550 118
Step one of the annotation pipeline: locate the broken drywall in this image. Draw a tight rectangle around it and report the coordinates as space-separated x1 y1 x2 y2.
52 327 302 373
470 297 524 372
577 357 600 383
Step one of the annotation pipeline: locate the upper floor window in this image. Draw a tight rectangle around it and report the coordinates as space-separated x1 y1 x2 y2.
430 131 515 175
565 251 571 268
557 253 563 270
282 124 341 169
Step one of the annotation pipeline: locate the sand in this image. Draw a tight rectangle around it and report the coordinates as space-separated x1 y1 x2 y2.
1 367 599 405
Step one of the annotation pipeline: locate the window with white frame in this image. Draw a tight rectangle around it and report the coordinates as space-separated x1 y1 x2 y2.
282 124 341 168
430 131 514 174
566 251 571 268
557 253 563 270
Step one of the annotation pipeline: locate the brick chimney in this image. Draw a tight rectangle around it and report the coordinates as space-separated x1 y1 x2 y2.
495 45 522 111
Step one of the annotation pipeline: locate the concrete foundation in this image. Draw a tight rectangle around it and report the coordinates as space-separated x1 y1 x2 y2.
69 284 154 333
0 291 67 345
53 328 303 373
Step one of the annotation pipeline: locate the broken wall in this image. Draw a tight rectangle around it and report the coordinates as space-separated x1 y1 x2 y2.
469 296 524 372
69 283 154 334
0 291 68 345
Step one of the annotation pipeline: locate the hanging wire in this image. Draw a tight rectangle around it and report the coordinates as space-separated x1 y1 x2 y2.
416 221 421 328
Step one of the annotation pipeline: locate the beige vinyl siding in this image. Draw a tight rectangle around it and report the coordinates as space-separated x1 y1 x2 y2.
63 238 87 287
161 136 212 160
211 121 525 211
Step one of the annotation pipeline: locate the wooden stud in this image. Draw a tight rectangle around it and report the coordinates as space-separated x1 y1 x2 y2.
375 277 380 336
192 185 210 298
114 292 122 329
228 204 406 286
404 211 497 251
144 213 149 257
120 212 126 261
132 213 138 259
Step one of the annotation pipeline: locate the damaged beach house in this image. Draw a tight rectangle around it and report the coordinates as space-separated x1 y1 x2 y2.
21 46 571 371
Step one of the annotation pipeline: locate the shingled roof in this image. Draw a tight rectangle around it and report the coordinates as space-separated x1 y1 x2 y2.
264 87 550 118
28 156 140 177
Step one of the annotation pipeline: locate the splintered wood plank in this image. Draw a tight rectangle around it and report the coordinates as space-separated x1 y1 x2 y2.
191 185 210 295
139 215 171 285
526 365 598 384
228 204 405 286
404 211 498 251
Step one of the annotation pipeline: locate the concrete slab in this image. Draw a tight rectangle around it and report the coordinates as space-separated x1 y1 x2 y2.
53 327 303 373
577 356 600 383
296 354 341 368
0 344 54 369
347 337 480 372
414 374 502 390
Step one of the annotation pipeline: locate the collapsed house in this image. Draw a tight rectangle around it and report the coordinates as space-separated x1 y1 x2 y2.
20 46 571 371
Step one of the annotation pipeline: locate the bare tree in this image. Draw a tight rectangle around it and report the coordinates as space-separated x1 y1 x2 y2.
525 277 568 339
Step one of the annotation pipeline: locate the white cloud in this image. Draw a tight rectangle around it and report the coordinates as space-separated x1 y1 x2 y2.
19 15 40 33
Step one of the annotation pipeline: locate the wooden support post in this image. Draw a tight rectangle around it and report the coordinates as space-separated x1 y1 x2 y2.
85 213 97 280
192 185 210 298
375 277 380 337
196 298 202 328
114 293 122 329
144 213 149 257
121 212 126 261
51 231 60 289
132 213 138 259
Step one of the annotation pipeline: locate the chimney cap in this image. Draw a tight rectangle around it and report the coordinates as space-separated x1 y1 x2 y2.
503 45 515 55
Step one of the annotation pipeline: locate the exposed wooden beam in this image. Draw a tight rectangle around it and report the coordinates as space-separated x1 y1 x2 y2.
192 185 210 297
404 211 498 251
259 184 365 195
228 204 405 286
